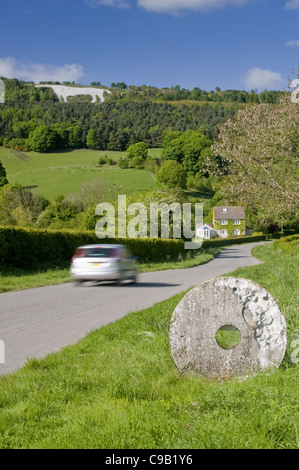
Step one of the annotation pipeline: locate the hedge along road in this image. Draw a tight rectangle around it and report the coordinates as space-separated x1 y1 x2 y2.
0 242 266 376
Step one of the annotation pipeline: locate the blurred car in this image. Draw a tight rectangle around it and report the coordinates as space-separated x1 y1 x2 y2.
70 244 138 285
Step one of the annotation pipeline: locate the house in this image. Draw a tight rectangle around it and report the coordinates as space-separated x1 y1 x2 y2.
213 204 246 238
196 223 218 239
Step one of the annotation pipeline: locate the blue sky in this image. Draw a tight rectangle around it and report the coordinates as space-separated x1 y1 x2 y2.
1 0 299 91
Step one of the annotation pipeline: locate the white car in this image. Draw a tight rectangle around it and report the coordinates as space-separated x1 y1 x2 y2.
70 244 138 285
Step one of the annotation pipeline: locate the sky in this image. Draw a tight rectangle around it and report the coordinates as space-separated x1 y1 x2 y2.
0 0 299 92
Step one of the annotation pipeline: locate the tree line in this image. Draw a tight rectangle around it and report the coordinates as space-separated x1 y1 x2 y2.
1 78 285 104
107 84 285 104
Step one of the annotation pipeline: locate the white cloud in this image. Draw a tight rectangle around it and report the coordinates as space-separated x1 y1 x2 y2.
137 0 251 14
242 67 284 91
86 0 130 8
0 57 84 83
286 39 299 47
285 0 299 9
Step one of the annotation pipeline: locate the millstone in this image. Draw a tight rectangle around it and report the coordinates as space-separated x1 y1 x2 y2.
169 277 287 377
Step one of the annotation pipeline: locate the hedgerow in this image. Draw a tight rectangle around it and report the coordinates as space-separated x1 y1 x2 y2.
0 226 267 268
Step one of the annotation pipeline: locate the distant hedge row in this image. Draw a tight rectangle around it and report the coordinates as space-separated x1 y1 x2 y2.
200 235 266 249
0 226 267 268
273 234 299 251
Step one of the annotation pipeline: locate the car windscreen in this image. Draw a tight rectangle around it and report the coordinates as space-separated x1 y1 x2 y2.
85 247 119 258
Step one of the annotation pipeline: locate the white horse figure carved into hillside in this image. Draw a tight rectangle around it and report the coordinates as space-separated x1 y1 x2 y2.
35 84 110 103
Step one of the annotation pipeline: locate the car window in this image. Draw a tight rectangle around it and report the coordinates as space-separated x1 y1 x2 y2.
85 247 119 258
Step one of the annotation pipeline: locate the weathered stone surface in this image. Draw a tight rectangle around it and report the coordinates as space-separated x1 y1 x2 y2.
169 277 287 377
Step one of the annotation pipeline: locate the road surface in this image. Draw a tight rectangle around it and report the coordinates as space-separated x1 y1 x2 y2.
0 242 265 376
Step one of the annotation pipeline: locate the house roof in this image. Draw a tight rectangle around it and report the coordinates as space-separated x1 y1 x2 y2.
196 223 214 229
213 206 245 220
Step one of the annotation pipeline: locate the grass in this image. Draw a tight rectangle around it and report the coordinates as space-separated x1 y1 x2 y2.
0 241 298 449
0 262 71 293
0 148 160 201
137 247 221 273
0 247 221 293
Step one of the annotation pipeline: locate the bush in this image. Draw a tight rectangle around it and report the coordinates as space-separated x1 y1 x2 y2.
130 156 144 169
118 157 129 169
97 156 107 165
8 138 29 151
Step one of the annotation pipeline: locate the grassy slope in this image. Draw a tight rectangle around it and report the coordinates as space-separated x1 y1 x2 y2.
0 148 160 201
0 242 298 449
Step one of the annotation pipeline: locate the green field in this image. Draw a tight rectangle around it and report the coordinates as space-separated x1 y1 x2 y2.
0 148 161 201
0 241 298 449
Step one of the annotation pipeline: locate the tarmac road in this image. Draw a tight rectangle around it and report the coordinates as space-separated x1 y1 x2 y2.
0 242 265 376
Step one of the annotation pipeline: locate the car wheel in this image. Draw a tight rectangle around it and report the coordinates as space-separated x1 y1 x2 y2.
116 273 124 286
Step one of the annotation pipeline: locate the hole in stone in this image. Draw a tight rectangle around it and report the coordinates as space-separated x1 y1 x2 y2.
216 325 241 349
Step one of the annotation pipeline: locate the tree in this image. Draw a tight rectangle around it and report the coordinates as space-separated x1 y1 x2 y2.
0 183 49 226
161 129 212 172
126 142 148 161
0 161 8 187
180 130 212 171
161 131 184 163
212 96 299 223
27 125 59 152
68 125 83 148
37 194 82 227
86 128 97 149
156 160 187 189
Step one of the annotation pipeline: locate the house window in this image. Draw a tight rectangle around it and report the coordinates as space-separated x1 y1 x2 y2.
220 229 227 235
220 219 227 225
233 219 240 225
233 229 240 235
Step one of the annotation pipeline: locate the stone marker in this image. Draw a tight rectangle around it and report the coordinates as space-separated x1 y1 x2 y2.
169 277 287 377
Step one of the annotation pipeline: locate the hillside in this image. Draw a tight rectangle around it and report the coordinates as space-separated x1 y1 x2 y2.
0 78 286 153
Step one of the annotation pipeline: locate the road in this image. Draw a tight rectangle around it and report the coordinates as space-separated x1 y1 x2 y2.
0 242 265 376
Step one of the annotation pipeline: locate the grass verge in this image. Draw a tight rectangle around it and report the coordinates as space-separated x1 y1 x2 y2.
0 241 298 449
0 262 71 293
0 247 221 293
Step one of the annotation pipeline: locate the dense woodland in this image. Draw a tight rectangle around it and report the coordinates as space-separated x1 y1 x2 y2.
0 78 286 152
